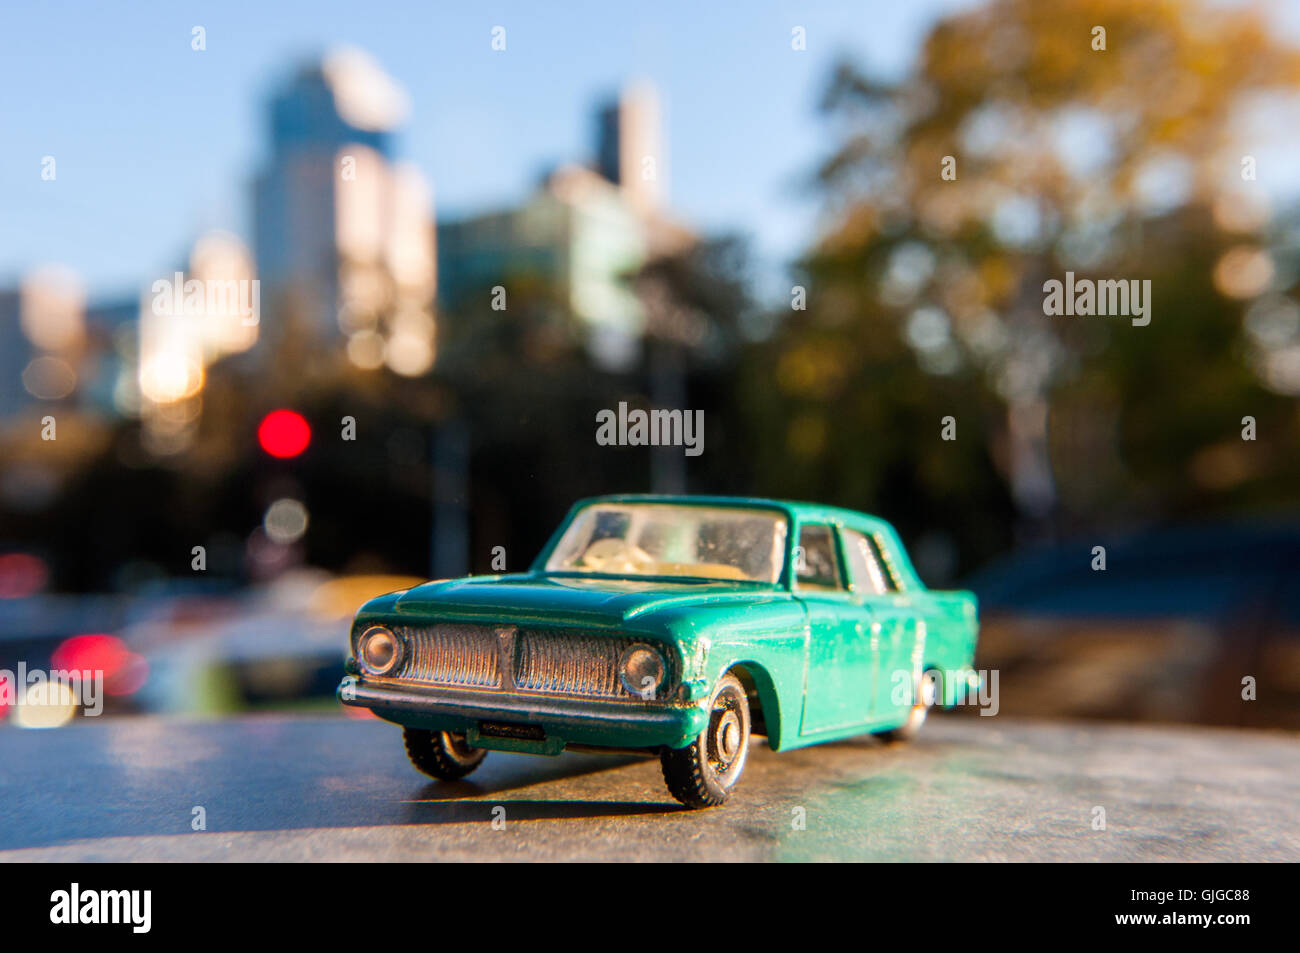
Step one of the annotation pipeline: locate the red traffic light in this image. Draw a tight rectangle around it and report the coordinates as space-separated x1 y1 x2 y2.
258 409 312 459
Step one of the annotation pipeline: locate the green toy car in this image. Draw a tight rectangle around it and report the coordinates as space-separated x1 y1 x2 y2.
338 495 980 808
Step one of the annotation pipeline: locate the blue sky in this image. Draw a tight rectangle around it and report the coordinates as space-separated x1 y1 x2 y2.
0 0 978 302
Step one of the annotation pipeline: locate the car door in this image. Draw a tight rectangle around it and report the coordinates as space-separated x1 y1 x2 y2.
797 523 875 735
841 527 917 720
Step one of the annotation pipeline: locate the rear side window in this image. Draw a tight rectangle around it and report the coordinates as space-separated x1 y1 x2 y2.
796 524 844 591
842 528 897 595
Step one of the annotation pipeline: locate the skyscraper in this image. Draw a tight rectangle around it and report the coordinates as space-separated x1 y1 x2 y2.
438 82 691 371
253 48 435 373
0 289 32 421
0 268 86 420
595 81 666 215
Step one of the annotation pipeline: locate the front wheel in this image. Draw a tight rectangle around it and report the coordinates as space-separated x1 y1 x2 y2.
403 728 487 780
660 673 751 808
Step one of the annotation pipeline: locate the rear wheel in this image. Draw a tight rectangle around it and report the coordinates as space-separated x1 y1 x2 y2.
660 673 751 808
877 668 938 743
403 728 487 780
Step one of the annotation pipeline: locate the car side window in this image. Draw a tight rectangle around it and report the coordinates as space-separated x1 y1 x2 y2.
842 528 897 595
795 524 844 591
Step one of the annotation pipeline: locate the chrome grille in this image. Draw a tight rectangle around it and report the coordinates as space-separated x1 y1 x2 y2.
393 624 501 688
379 624 674 700
515 629 630 698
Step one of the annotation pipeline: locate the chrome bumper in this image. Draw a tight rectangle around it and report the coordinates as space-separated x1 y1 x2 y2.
338 677 708 753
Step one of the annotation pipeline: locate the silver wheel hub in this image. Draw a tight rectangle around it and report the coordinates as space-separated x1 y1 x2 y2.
713 710 741 764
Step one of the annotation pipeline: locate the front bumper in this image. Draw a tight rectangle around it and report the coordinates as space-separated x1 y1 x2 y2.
338 677 708 753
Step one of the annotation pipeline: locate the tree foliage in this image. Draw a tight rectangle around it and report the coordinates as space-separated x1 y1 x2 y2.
744 0 1300 578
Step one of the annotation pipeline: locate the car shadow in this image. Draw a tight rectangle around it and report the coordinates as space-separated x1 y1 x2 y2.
388 750 690 821
400 798 685 824
403 751 655 800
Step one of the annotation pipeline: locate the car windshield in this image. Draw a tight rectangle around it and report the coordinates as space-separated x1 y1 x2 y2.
544 503 788 583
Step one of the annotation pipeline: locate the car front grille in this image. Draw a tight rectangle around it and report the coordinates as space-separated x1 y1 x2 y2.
382 624 670 700
514 629 628 698
392 624 502 689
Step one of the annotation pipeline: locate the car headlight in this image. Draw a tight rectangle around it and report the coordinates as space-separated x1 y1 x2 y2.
357 625 404 677
619 644 666 699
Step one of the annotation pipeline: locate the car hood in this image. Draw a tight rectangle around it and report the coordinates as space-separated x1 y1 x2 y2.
389 573 776 628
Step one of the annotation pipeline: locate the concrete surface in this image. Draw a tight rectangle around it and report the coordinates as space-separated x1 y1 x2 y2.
1 713 1297 861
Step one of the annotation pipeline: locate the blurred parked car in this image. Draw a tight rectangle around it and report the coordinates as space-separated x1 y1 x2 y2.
967 519 1300 729
129 572 423 715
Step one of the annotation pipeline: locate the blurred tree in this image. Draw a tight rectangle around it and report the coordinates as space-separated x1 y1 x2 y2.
747 0 1300 577
433 235 760 570
632 235 758 495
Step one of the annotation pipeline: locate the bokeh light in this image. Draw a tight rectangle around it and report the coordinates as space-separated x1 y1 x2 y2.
0 553 49 598
52 633 148 697
264 498 310 544
1213 246 1275 300
21 356 77 400
12 681 78 729
258 410 312 458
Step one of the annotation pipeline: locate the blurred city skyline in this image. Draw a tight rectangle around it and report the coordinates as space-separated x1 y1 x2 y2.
8 0 1300 304
0 0 994 301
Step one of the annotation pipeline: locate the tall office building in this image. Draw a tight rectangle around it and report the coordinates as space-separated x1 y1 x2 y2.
0 268 86 421
0 289 31 421
595 81 666 215
253 48 435 373
137 231 259 413
439 82 691 371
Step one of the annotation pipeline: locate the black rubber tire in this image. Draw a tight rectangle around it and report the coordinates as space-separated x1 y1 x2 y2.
403 728 487 780
661 673 751 808
876 668 938 744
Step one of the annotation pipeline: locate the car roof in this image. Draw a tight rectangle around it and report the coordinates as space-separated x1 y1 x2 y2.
574 493 896 535
541 494 924 591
